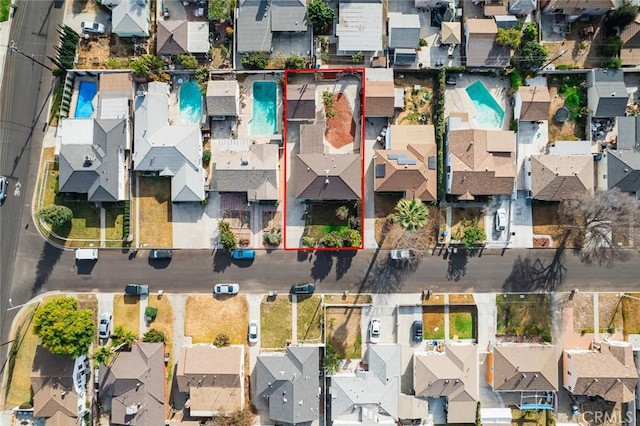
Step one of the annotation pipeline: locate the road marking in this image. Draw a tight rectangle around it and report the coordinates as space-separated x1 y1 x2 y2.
13 181 21 197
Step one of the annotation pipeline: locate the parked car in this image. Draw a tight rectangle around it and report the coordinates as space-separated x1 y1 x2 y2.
232 249 255 260
125 284 150 296
81 21 106 34
0 176 7 201
390 249 412 260
98 313 112 339
495 208 507 232
370 318 381 343
290 283 315 295
248 320 259 344
149 249 172 260
214 283 240 295
412 320 423 343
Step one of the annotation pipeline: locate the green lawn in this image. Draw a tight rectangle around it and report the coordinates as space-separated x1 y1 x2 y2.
449 308 474 339
4 306 40 408
559 83 587 120
261 296 292 348
496 294 551 342
304 203 356 240
297 296 322 342
0 0 10 22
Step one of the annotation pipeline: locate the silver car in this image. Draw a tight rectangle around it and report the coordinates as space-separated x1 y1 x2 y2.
98 313 112 339
81 21 106 34
369 318 381 343
214 283 240 295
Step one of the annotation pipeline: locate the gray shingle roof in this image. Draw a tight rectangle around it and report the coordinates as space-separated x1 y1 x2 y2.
271 0 307 31
109 0 150 37
133 82 204 202
388 13 420 49
237 0 273 53
587 69 628 118
206 81 239 117
255 346 320 425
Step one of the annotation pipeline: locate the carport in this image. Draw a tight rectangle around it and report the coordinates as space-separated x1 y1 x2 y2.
481 407 512 424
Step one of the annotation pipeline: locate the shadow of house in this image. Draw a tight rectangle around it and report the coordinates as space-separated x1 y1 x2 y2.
157 20 210 56
31 346 78 425
287 84 317 122
175 345 244 416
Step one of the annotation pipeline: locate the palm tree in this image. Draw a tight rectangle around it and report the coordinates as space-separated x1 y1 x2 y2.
392 198 429 231
92 346 113 366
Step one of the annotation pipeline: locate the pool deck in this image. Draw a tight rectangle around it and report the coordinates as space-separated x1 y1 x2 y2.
444 75 511 131
238 74 283 144
69 77 99 119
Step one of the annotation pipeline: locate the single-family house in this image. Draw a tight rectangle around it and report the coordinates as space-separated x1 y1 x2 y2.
441 21 462 46
31 346 79 425
287 84 317 121
236 0 308 53
464 19 511 68
601 116 640 196
295 123 361 200
587 69 628 118
156 20 210 55
388 13 420 49
489 343 558 392
206 80 240 118
336 0 383 55
58 73 133 202
255 346 321 425
515 86 551 122
509 0 537 14
374 125 437 201
620 16 640 67
530 154 594 201
365 68 395 117
102 0 150 37
99 342 165 425
542 0 616 16
414 343 478 424
564 341 638 402
176 345 244 416
210 140 279 202
133 82 205 202
446 114 516 199
330 344 401 424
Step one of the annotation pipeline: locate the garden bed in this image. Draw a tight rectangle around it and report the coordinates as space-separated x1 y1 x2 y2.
325 93 356 149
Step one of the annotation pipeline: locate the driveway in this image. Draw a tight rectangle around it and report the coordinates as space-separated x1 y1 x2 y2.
172 196 222 249
483 195 510 248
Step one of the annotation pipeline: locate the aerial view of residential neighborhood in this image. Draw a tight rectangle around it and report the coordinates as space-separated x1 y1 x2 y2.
8 0 640 425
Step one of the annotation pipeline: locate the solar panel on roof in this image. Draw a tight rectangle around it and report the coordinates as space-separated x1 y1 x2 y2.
388 153 403 160
397 157 417 165
428 156 437 170
375 164 386 178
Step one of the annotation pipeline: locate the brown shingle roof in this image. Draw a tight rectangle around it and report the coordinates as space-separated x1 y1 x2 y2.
544 0 615 14
492 344 558 392
530 154 594 201
447 127 516 198
45 411 78 426
157 20 188 55
295 153 362 200
287 84 317 120
518 86 551 121
31 346 77 421
366 81 395 117
564 341 638 403
465 19 511 68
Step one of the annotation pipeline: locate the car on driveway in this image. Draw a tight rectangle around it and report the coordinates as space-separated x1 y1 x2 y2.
390 249 412 260
248 320 258 344
125 284 149 296
149 249 172 260
412 320 423 343
81 21 106 34
495 208 507 232
214 283 240 295
370 318 381 343
290 283 315 295
98 313 112 339
0 176 7 201
232 249 255 260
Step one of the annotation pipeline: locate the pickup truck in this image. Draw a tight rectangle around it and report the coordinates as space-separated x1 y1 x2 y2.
125 284 149 296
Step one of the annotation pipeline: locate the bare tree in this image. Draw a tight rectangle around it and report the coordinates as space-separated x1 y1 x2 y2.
560 188 640 267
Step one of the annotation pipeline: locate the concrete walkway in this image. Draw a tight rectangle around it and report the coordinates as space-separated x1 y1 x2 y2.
99 207 106 247
135 175 140 248
291 295 298 345
139 294 149 337
443 293 450 341
474 293 496 353
167 294 188 359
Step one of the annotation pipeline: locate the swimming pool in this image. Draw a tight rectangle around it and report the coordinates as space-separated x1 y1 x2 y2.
75 81 98 118
179 81 203 124
249 81 277 136
465 80 505 129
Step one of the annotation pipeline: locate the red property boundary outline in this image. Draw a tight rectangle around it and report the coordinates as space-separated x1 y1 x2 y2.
283 67 366 251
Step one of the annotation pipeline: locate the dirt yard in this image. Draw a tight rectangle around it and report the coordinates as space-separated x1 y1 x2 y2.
544 18 603 70
324 294 372 304
375 202 440 248
532 203 574 247
598 293 623 333
184 295 248 344
325 93 356 149
450 207 483 241
568 292 594 332
326 307 362 359
423 306 445 339
137 177 173 248
622 293 640 336
547 85 586 142
72 0 102 14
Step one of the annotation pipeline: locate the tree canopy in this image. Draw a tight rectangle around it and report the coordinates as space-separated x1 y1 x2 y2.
34 297 95 358
392 198 429 231
37 205 73 228
603 4 639 37
285 54 306 69
241 52 268 70
496 28 522 50
308 0 336 33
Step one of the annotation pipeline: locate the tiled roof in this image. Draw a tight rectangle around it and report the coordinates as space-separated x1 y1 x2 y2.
517 86 551 121
491 344 558 392
530 154 594 201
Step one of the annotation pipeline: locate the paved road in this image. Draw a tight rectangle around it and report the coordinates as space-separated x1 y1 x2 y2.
8 245 640 302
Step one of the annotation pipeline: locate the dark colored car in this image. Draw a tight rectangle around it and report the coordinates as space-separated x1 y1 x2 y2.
232 249 255 260
412 320 423 343
0 176 7 201
291 283 315 295
149 249 172 260
125 284 150 296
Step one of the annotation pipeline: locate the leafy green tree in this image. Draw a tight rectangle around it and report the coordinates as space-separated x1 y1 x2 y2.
213 333 231 347
34 297 95 358
203 149 212 167
335 206 350 221
177 53 199 69
596 36 623 59
512 41 548 70
308 0 336 33
285 54 306 69
392 198 429 231
341 228 362 248
111 326 138 348
241 52 269 70
603 4 639 37
218 221 237 250
522 23 538 42
496 28 521 49
323 344 340 373
129 54 169 81
37 205 73 228
462 225 486 248
143 329 166 343
92 346 113 366
351 51 364 64
320 232 344 248
208 0 229 20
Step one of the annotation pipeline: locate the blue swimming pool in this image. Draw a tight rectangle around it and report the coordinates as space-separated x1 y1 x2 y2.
179 81 203 124
249 81 277 136
465 80 505 129
75 81 98 118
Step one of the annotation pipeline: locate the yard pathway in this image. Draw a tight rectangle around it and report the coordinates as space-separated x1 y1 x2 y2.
167 294 188 356
474 293 496 352
291 295 298 345
99 207 106 247
444 206 452 244
139 294 149 337
443 293 450 342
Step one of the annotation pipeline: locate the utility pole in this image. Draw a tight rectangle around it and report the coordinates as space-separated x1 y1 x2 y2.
9 40 53 72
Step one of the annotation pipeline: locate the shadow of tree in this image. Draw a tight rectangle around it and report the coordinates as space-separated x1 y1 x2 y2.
297 250 309 262
328 322 349 358
335 251 356 281
359 255 419 293
310 251 333 282
212 250 232 273
502 239 569 292
446 248 476 282
33 242 63 296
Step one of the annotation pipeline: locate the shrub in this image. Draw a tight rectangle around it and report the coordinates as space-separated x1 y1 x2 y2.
323 344 340 373
419 38 428 47
143 328 166 343
178 53 199 69
522 23 538 42
320 231 343 248
219 44 229 58
285 54 306 69
241 51 269 70
37 204 73 228
322 90 336 117
351 51 364 64
335 205 350 221
302 236 316 247
202 149 212 167
145 306 158 320
308 0 337 33
349 216 360 230
263 228 282 246
218 221 237 250
239 237 250 247
341 228 362 248
213 333 230 347
496 27 521 49
208 0 228 20
462 225 486 248
19 403 33 410
225 26 234 36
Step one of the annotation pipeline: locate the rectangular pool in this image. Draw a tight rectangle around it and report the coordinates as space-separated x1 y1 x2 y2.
75 81 98 118
465 80 504 129
249 81 277 136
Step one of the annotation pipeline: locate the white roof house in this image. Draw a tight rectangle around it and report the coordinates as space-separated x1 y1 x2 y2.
133 82 205 202
103 0 151 37
336 0 383 55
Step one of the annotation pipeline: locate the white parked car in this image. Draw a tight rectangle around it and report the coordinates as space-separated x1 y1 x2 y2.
248 320 259 344
369 318 381 343
390 249 412 260
98 313 112 339
214 283 240 295
81 21 106 34
495 208 507 232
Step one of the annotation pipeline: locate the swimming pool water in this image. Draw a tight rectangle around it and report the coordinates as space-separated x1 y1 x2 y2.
179 81 203 124
249 81 277 136
75 81 98 118
465 80 505 129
